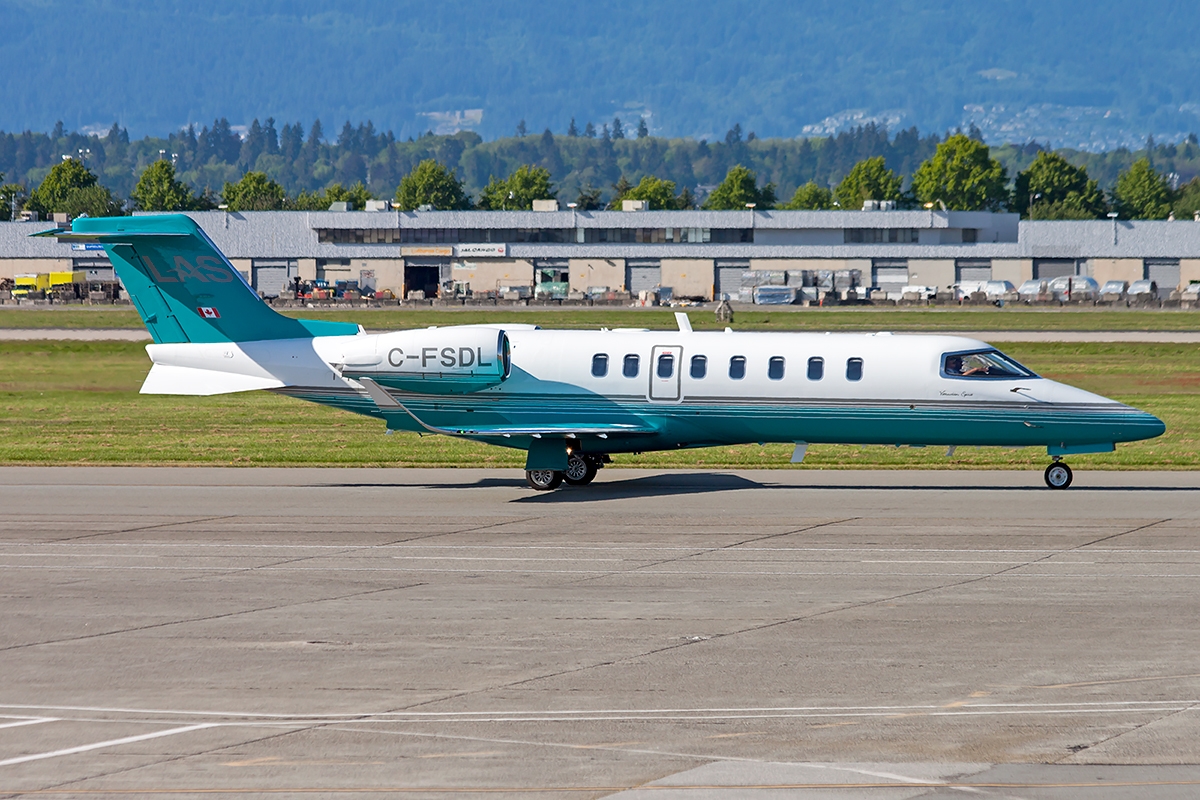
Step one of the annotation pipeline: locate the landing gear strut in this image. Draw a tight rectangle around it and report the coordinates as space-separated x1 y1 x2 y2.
1044 460 1073 489
563 453 598 486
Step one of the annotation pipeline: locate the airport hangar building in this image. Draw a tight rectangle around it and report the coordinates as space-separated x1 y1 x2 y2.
2 207 1200 300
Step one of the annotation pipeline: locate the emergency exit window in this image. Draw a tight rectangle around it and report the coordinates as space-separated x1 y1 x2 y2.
657 353 675 378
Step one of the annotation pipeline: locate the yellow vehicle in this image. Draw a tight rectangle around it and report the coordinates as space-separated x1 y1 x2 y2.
12 273 49 297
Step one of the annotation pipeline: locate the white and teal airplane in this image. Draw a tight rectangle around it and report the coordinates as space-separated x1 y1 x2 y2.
40 215 1165 490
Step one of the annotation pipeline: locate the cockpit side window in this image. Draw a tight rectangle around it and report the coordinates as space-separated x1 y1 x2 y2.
942 350 1036 379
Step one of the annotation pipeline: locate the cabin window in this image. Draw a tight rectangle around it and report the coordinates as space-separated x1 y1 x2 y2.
623 354 640 378
657 353 675 379
807 357 824 380
690 355 707 379
729 356 746 380
846 357 863 381
942 350 1035 379
768 356 785 380
591 354 608 377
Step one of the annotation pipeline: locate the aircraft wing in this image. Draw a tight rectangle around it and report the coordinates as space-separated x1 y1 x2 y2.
358 378 656 438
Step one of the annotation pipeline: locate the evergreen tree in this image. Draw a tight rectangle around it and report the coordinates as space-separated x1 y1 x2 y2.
394 159 472 210
584 121 596 138
833 156 903 209
636 118 649 139
515 119 527 137
725 123 743 145
574 183 603 210
910 133 1008 211
702 165 775 209
568 118 579 137
1112 158 1173 219
612 117 625 140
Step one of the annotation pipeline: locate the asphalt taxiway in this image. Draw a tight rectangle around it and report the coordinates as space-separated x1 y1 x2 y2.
1 467 1199 797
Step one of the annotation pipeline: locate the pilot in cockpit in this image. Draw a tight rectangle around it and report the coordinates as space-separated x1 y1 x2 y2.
944 355 987 377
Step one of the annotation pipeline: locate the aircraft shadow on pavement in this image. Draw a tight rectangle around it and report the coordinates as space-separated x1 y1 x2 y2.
321 476 1198 495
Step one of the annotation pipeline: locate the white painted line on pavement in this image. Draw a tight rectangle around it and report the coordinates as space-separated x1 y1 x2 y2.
0 718 55 731
0 723 216 767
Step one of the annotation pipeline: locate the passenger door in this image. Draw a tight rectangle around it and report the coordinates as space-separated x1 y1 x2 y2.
649 345 683 401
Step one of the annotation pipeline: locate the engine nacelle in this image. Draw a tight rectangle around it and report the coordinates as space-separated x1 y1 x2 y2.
339 326 511 394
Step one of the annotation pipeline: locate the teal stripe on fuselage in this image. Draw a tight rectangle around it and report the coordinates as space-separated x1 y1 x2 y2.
272 385 1163 453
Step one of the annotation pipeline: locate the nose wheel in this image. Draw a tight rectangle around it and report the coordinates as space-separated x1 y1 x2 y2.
1044 461 1073 489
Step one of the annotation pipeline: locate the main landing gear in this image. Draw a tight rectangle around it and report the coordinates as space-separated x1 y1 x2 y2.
1044 459 1073 489
526 454 604 491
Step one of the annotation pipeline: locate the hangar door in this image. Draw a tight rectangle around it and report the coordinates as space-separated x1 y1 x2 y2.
625 259 661 294
1144 259 1180 298
955 259 992 282
252 259 297 297
1034 259 1077 279
872 259 909 294
715 259 750 298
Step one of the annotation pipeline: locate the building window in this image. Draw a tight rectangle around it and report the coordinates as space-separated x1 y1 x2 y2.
729 356 746 380
591 354 608 377
768 357 785 380
623 354 640 378
690 355 707 379
845 228 919 244
807 357 824 381
846 358 863 381
962 228 978 243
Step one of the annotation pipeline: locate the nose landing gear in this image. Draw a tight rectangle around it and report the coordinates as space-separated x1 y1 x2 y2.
1044 459 1073 489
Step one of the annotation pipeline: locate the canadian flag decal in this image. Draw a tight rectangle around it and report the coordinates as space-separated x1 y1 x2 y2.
197 307 221 319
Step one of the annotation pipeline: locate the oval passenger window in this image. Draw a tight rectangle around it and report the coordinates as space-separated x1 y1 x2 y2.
591 354 608 377
729 356 746 380
690 355 707 379
846 357 863 381
807 357 824 381
623 354 640 378
768 356 785 380
657 353 675 378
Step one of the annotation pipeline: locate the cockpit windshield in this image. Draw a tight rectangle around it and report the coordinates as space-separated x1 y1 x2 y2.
942 350 1036 379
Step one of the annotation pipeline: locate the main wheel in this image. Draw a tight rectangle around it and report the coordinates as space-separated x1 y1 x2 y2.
526 469 563 491
1044 462 1073 489
563 453 598 486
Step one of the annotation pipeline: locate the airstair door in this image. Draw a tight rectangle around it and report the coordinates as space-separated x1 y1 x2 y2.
649 345 683 401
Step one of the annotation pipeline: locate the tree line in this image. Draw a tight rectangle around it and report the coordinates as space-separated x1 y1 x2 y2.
3 118 1199 221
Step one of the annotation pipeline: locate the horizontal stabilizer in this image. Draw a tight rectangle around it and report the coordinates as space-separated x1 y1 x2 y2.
140 363 285 396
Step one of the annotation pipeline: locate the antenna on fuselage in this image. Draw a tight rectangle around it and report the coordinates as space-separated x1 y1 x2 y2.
674 312 693 333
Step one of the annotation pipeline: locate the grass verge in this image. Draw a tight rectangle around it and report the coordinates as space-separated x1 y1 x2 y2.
0 341 1194 469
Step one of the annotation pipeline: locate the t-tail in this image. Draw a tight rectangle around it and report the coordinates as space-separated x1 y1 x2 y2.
34 214 358 344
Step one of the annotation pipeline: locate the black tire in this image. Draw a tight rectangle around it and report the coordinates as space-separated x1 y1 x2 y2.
563 453 598 486
526 469 563 491
1044 462 1073 489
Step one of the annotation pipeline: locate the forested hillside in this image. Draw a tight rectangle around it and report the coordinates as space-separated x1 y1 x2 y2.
3 1 1199 147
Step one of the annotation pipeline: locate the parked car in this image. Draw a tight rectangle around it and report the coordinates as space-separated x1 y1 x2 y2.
1046 275 1099 301
1127 279 1158 299
1099 280 1129 300
1017 279 1048 300
951 280 988 300
983 280 1016 299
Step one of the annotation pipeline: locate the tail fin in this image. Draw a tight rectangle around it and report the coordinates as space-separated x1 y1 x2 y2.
35 214 358 344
